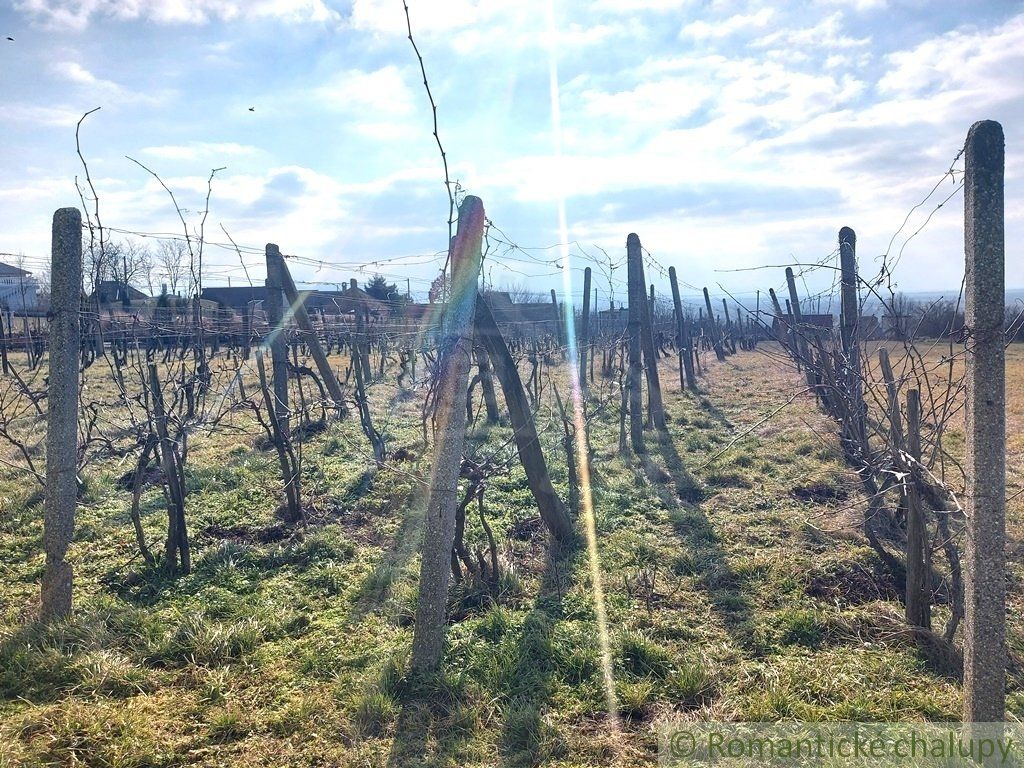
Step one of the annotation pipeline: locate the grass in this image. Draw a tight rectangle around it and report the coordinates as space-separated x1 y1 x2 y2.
1 342 1023 766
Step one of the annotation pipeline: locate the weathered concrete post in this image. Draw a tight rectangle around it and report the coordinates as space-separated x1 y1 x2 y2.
474 346 500 424
350 279 373 384
274 252 349 418
579 266 592 394
963 120 1006 723
905 388 931 630
626 234 645 453
703 288 726 361
784 270 804 356
722 298 737 355
550 289 564 351
839 227 866 446
785 268 816 389
634 247 666 430
0 312 9 375
41 207 82 621
264 244 290 437
768 288 797 366
669 267 695 391
411 195 484 673
755 290 761 348
476 299 572 542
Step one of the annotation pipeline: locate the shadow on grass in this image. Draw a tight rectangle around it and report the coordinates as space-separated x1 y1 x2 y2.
497 541 575 767
692 394 734 431
385 696 432 768
384 541 576 768
0 603 161 704
108 463 387 608
346 492 425 622
639 428 753 645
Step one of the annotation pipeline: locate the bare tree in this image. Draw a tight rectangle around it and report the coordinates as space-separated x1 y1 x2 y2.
502 282 544 303
108 239 153 295
35 265 51 306
155 239 188 296
886 292 917 340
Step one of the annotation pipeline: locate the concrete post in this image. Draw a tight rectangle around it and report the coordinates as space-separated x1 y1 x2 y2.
785 268 815 389
905 388 931 630
839 227 866 449
411 196 484 673
550 289 564 351
41 208 82 620
579 266 591 393
634 247 666 430
274 252 349 418
264 244 289 437
669 267 695 391
476 299 572 542
963 120 1006 723
626 235 645 452
703 288 725 361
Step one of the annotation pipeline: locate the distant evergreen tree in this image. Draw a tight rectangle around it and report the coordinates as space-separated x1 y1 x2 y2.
365 274 398 302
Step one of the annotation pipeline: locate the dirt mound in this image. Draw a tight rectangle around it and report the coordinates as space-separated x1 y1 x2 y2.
807 560 898 606
790 482 848 503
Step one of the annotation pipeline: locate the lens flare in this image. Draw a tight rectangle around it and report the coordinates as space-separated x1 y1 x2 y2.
545 0 620 729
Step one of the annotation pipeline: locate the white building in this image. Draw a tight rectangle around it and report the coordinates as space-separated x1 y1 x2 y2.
0 262 39 310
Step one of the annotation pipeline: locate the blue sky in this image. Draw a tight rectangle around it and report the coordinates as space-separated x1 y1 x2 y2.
1 0 1022 306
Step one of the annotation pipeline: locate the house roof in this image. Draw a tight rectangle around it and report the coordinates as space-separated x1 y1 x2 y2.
201 286 269 308
858 315 883 338
302 287 391 316
398 302 442 324
0 262 31 277
513 302 558 325
92 281 149 303
200 285 393 317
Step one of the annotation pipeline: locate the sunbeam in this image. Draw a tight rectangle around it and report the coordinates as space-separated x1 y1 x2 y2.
545 0 620 729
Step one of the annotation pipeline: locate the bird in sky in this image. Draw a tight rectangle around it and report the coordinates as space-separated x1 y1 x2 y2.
248 107 255 112
6 37 13 41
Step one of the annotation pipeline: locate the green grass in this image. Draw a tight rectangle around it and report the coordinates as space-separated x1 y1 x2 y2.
2 344 1017 766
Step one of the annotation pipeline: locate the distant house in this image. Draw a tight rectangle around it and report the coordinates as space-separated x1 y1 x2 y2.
302 286 390 318
483 291 559 337
0 262 39 310
200 284 392 320
859 315 883 340
92 281 149 307
200 286 269 312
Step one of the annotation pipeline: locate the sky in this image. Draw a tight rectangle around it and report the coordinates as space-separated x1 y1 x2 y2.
1 0 1022 308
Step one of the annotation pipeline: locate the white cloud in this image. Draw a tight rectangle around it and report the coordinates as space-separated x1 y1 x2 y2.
878 13 1024 103
814 0 886 11
579 77 714 125
681 9 775 40
752 12 869 50
15 0 340 29
592 0 687 10
311 65 416 120
51 60 124 95
3 104 84 127
49 59 172 107
349 0 502 35
0 177 72 203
